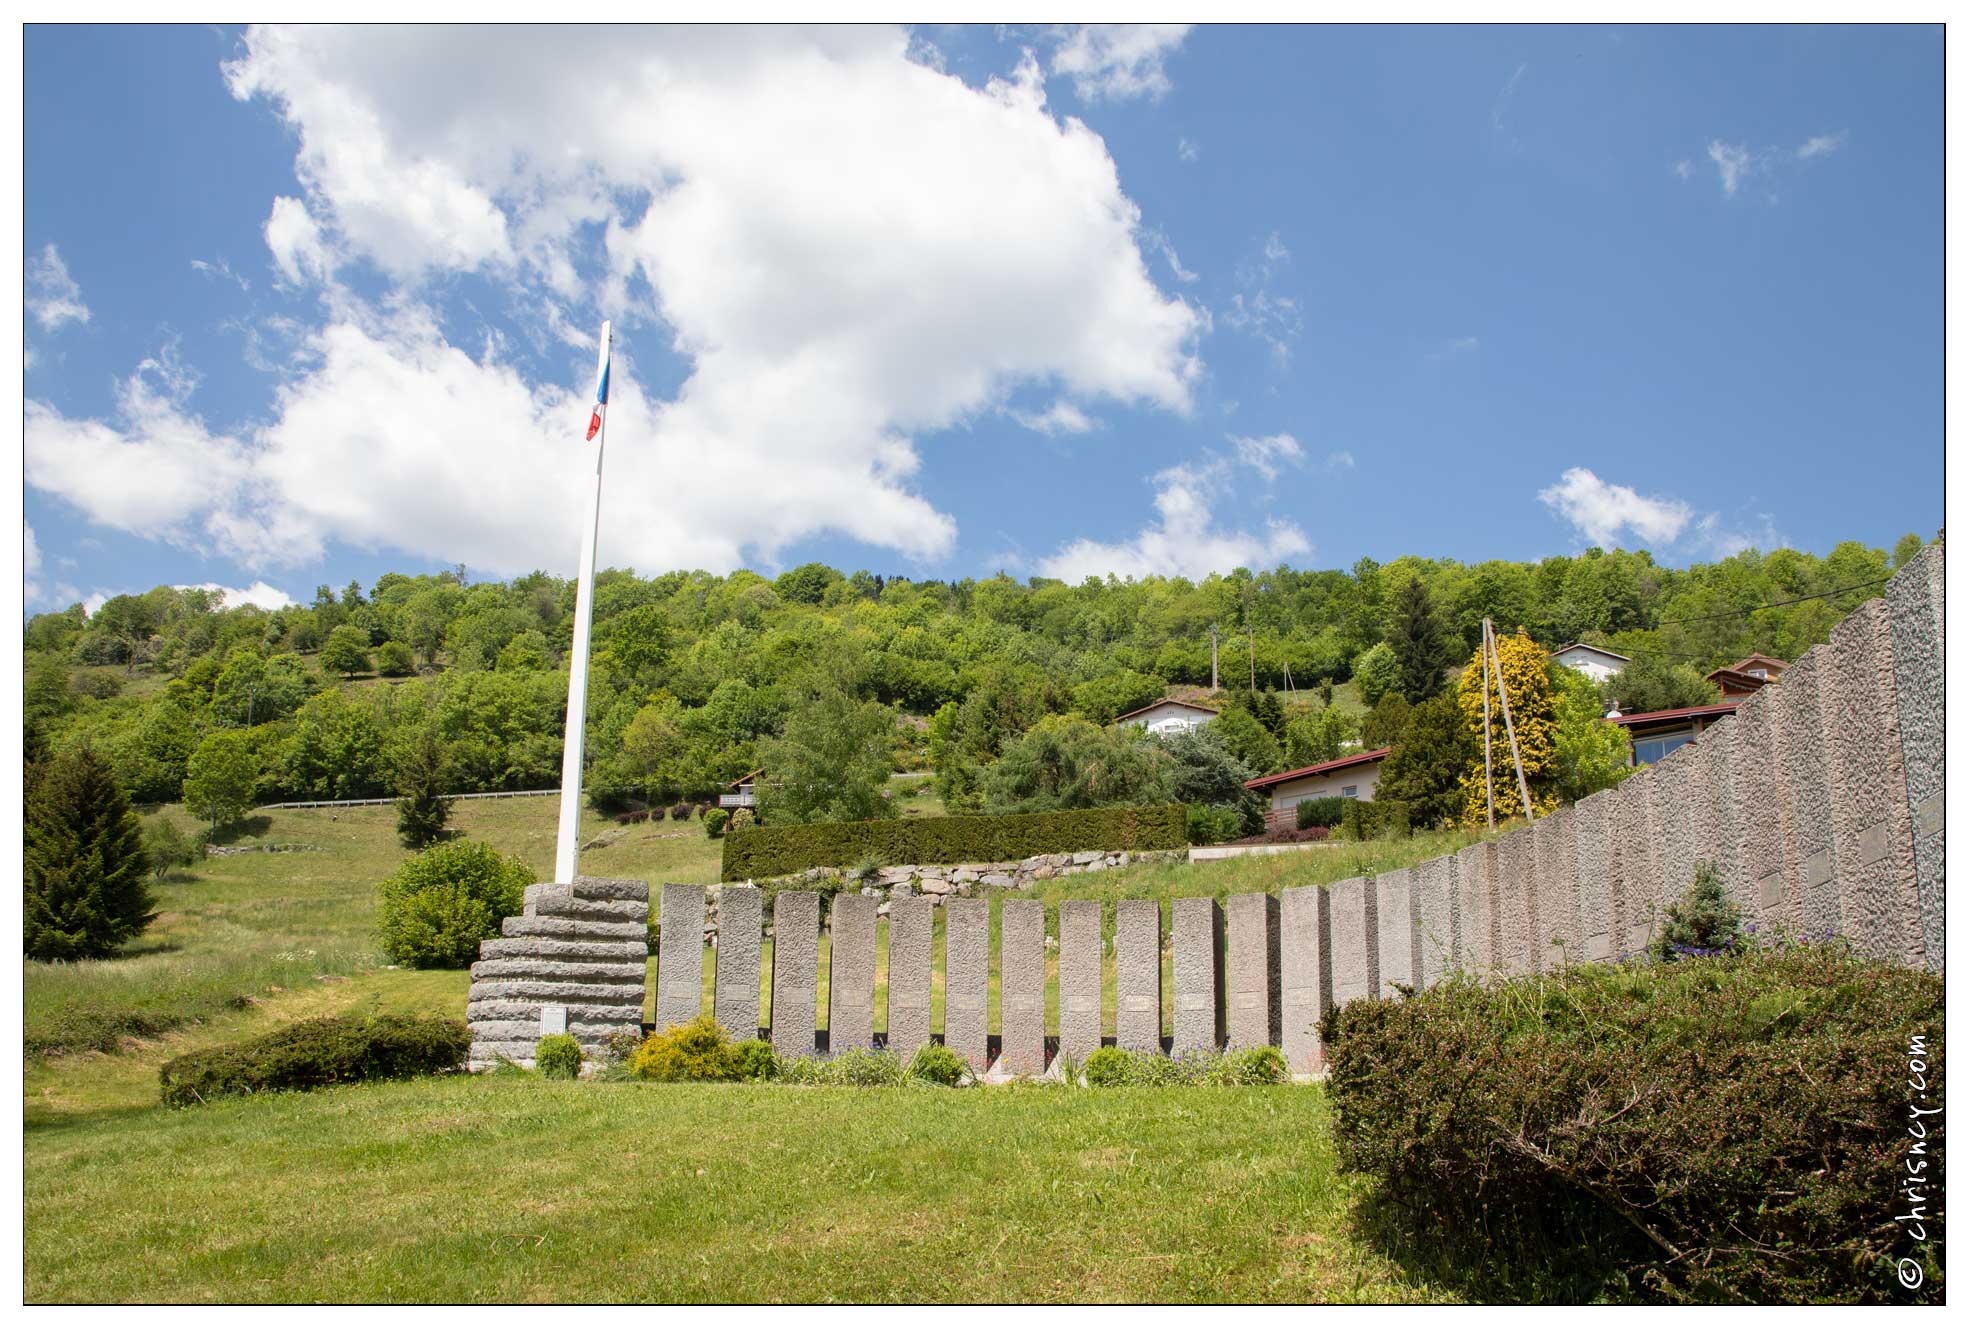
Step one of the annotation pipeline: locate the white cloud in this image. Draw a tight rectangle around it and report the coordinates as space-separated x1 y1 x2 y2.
175 580 298 611
1049 24 1191 102
1227 432 1303 482
24 524 44 604
1538 467 1695 549
82 591 110 619
1145 226 1198 284
1695 511 1787 559
27 26 1205 578
1797 131 1848 160
191 256 250 291
1224 230 1300 365
1039 458 1309 582
1177 136 1199 163
1325 450 1355 471
1010 399 1098 437
1708 140 1753 196
27 243 90 331
1673 159 1693 181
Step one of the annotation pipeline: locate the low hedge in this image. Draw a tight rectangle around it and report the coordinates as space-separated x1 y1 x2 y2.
1295 795 1348 830
1321 942 1944 1303
720 803 1186 881
159 1014 470 1107
1339 797 1409 841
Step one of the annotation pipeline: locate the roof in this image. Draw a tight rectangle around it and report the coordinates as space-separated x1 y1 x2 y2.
1605 702 1739 728
1244 747 1393 791
1705 666 1772 692
729 768 764 787
1549 641 1633 663
1727 653 1790 673
1114 698 1220 723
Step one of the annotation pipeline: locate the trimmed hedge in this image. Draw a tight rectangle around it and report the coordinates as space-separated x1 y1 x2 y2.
1322 942 1945 1303
1339 797 1409 841
720 803 1186 881
1295 795 1348 830
160 1014 470 1106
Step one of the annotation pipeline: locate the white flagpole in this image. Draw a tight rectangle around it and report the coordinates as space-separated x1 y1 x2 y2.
554 320 612 884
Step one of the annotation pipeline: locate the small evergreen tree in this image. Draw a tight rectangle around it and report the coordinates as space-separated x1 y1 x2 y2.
1376 692 1473 830
1352 642 1402 708
1387 576 1455 702
1654 862 1742 961
394 728 453 849
25 745 156 961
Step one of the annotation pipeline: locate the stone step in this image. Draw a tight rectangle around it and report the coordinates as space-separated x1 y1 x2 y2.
570 875 650 903
466 1000 645 1024
527 896 649 925
468 1019 641 1043
502 915 647 941
478 937 649 963
467 980 647 1004
469 958 648 983
471 1036 613 1061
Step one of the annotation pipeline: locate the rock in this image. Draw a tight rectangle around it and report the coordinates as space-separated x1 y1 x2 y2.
876 901 891 917
919 878 953 895
1033 866 1057 881
980 873 1017 889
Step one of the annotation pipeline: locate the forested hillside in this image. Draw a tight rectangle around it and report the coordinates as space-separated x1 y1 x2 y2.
23 532 1931 832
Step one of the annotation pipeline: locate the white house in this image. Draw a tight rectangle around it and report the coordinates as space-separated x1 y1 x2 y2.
1548 641 1631 683
1115 698 1219 735
1244 747 1392 833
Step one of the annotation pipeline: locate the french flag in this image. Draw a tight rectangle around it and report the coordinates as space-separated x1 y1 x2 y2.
586 351 610 441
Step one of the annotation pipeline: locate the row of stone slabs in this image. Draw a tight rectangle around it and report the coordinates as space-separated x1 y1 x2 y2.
654 884 1354 1077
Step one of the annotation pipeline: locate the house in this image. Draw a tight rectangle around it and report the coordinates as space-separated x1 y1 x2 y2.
720 769 761 810
1606 702 1739 767
1548 641 1631 683
1706 653 1790 698
1115 698 1219 735
1243 747 1392 833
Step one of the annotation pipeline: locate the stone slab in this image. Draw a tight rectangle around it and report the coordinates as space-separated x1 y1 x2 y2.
1731 687 1790 937
1327 876 1374 1008
1454 843 1494 973
1170 896 1223 1054
1650 743 1702 920
1114 899 1162 1053
998 899 1046 1074
466 1001 644 1024
1491 826 1535 975
478 937 648 962
769 890 819 1060
943 898 989 1070
1372 870 1413 996
1772 647 1842 941
1412 855 1456 986
1571 790 1615 961
570 875 650 902
501 915 646 941
885 895 935 1064
713 885 762 1037
655 884 706 1030
827 892 878 1052
1279 885 1328 1075
1886 542 1944 970
470 958 646 983
1530 804 1580 969
467 980 645 1004
1610 776 1657 957
1225 893 1281 1048
1057 899 1103 1065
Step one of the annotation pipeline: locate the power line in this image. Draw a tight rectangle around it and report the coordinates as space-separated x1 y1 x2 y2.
1648 577 1890 629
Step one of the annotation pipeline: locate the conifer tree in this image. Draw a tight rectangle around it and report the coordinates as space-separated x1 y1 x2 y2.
25 745 155 961
1387 576 1454 703
395 728 454 849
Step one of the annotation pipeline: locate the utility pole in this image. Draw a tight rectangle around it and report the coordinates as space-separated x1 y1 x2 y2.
1483 618 1536 822
1481 627 1496 831
1209 624 1219 692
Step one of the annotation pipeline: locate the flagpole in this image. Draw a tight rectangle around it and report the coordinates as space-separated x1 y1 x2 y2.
554 320 612 883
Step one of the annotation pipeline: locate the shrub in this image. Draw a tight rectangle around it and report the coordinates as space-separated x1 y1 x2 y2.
1295 795 1348 830
1654 861 1741 961
1083 1045 1134 1087
1225 1045 1288 1085
1340 798 1409 841
159 1014 469 1106
704 807 729 839
374 640 417 677
143 815 204 881
721 803 1186 881
1184 802 1244 846
1321 943 1945 1303
669 802 692 821
733 1038 779 1080
1079 1045 1286 1086
376 840 533 968
535 1033 582 1080
631 1016 740 1081
779 1047 906 1086
908 1042 967 1086
26 745 155 962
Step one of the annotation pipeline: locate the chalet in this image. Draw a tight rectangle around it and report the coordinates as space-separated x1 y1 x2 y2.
720 769 761 810
1607 702 1739 767
1548 641 1631 682
1116 698 1219 735
1706 653 1790 699
1243 747 1392 833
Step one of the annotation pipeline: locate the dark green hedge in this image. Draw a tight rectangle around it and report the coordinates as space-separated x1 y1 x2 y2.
721 804 1187 880
160 1014 470 1107
1340 797 1409 841
1322 942 1945 1303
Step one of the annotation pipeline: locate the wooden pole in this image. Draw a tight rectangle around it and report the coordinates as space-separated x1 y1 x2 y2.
1481 621 1496 831
1486 618 1536 821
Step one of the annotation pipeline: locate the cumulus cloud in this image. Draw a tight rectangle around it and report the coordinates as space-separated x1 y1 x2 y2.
1797 131 1848 160
1326 450 1355 471
1010 400 1098 437
1537 467 1695 549
1227 431 1303 482
27 26 1205 578
27 243 90 331
1708 140 1754 196
24 523 44 603
1049 24 1191 102
1039 458 1309 582
176 580 298 610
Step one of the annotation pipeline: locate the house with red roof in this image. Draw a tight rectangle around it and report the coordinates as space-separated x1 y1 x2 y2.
1243 747 1392 834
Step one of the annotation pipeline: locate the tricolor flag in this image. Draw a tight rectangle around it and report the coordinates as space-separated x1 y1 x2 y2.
586 348 610 441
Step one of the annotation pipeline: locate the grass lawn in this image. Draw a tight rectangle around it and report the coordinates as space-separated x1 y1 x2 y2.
23 1075 1449 1304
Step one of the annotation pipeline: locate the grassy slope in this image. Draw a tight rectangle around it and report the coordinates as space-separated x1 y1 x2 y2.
24 1076 1446 1304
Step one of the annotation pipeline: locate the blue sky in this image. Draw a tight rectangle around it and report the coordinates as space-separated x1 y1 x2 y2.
23 24 1942 615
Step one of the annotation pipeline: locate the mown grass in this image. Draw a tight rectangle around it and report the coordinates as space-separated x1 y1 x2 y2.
23 1075 1451 1304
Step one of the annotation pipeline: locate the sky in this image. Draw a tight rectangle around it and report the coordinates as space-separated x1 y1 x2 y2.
21 23 1944 616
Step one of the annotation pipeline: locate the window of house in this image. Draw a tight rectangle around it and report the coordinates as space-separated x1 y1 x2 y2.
1632 732 1693 766
1747 667 1767 678
1342 785 1359 799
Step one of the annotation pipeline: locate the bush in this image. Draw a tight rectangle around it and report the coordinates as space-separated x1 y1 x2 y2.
779 1047 906 1086
669 802 692 821
1184 802 1244 846
1080 1045 1288 1087
143 815 205 881
159 1014 469 1106
721 803 1186 881
535 1033 582 1080
376 840 533 968
704 807 729 839
1654 861 1741 961
733 1038 779 1080
1084 1045 1134 1087
374 640 417 677
1321 943 1945 1303
1295 795 1348 830
908 1042 967 1086
1339 798 1409 841
631 1016 740 1081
